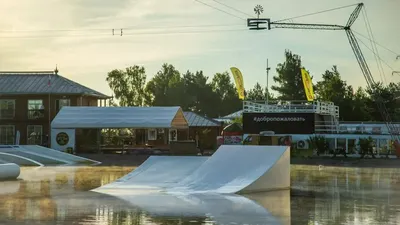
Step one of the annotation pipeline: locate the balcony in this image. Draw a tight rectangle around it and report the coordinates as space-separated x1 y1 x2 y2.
243 100 340 118
0 109 15 119
28 109 45 120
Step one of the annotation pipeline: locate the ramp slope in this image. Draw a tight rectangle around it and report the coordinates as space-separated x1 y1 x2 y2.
0 152 43 166
166 145 290 194
0 145 100 165
94 156 209 192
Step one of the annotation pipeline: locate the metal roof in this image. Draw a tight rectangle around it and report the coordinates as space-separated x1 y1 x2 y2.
0 71 110 98
220 110 243 119
184 111 222 127
52 106 185 129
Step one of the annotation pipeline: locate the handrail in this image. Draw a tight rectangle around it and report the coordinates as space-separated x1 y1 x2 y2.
243 100 339 118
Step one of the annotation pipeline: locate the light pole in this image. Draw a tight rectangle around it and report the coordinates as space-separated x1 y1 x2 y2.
266 59 271 107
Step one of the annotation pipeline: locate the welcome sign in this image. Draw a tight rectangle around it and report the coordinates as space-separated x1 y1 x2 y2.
243 113 315 134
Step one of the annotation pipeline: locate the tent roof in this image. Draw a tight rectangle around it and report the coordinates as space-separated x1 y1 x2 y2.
51 106 188 129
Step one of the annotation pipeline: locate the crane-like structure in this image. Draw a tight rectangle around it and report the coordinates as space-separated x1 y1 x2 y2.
247 3 399 143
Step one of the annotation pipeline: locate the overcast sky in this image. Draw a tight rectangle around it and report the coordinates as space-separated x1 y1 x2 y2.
0 0 399 96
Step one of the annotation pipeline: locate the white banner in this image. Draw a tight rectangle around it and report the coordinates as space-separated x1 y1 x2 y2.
51 129 75 152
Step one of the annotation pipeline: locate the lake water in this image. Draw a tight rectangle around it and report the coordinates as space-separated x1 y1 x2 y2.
0 165 399 225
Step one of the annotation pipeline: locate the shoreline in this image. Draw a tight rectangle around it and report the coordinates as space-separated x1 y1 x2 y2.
78 153 400 168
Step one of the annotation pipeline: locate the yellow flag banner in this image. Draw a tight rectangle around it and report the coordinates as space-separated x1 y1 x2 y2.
301 68 315 101
230 67 245 100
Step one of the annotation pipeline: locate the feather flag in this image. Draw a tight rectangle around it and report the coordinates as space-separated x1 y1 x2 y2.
230 67 245 100
300 68 315 101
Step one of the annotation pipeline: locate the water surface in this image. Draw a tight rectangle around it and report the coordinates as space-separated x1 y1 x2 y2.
0 165 399 225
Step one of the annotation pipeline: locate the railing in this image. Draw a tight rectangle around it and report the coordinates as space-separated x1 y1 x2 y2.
243 100 339 118
28 109 45 119
0 109 15 119
314 121 398 135
315 121 340 134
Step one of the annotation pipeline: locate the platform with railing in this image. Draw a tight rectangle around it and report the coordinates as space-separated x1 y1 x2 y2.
243 100 339 118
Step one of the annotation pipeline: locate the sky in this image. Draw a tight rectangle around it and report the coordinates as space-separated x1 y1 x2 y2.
0 0 399 97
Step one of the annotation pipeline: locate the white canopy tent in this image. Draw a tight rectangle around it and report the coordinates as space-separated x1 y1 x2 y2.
50 106 189 152
51 106 188 129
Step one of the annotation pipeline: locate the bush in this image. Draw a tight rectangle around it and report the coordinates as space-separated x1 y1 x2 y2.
307 135 329 156
358 137 375 158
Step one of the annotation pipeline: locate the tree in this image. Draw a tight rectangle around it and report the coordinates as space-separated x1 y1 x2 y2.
272 50 309 100
181 70 219 116
351 87 371 121
106 65 147 106
210 72 242 117
246 82 275 101
145 63 184 106
315 66 355 121
246 82 265 100
365 82 400 121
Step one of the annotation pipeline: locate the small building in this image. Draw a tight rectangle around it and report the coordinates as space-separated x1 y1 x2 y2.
0 70 110 145
51 106 190 153
183 111 223 150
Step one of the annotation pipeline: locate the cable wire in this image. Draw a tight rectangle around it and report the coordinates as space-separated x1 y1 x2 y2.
0 23 243 33
272 3 360 23
192 0 245 20
210 0 253 17
352 30 400 56
0 28 249 39
361 7 386 84
355 35 395 72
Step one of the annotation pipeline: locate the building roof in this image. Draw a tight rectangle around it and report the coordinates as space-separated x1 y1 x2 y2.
51 106 188 129
221 110 243 119
0 71 110 98
214 110 243 123
183 111 222 127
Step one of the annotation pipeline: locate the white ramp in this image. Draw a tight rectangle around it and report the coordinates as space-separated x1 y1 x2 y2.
93 156 208 192
0 145 100 166
166 145 290 194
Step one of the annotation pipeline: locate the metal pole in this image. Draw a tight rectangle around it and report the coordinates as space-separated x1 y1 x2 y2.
266 59 271 108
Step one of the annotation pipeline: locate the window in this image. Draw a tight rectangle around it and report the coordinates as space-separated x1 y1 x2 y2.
169 129 177 142
27 125 43 145
148 129 157 141
0 100 15 119
0 125 15 145
28 100 45 119
55 99 70 113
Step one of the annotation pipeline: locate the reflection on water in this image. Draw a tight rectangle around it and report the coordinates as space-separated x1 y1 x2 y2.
291 166 400 225
0 166 399 224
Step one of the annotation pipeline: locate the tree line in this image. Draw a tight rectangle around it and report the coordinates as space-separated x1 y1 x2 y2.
106 50 400 121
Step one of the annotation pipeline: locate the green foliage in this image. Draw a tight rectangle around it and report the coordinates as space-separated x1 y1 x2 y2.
106 65 147 106
210 72 242 117
365 82 400 121
358 137 375 158
246 82 274 101
231 116 243 125
272 50 310 100
307 135 329 156
105 49 400 122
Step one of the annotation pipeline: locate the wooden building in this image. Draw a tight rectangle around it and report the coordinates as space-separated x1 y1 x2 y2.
0 70 110 145
183 111 223 150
